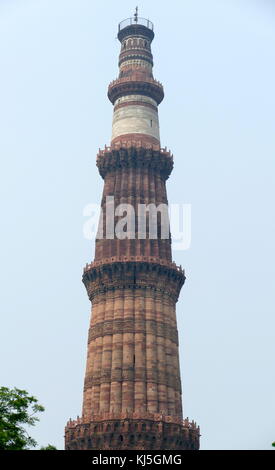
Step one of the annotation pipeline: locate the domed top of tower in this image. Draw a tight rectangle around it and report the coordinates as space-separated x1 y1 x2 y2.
117 7 154 43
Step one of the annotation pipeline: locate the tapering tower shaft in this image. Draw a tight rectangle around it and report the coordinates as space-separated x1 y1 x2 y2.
65 14 200 451
109 20 162 147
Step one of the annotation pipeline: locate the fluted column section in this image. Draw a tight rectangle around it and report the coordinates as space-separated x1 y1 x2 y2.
156 291 168 413
94 166 172 263
99 290 114 412
145 289 158 413
122 289 135 412
134 289 146 411
110 291 123 412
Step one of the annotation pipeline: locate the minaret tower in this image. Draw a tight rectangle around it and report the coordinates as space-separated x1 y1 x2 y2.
65 11 200 450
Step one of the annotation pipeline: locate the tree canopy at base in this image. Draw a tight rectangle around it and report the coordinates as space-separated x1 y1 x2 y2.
0 386 44 450
40 444 57 450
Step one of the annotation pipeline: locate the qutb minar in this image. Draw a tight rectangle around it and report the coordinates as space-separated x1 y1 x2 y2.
65 10 200 450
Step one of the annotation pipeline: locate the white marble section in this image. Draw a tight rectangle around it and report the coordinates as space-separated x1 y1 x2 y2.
112 95 160 142
114 95 157 107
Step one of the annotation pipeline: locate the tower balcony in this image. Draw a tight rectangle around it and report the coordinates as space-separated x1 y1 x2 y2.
108 76 164 105
65 413 200 450
118 17 154 43
118 17 154 32
82 256 185 303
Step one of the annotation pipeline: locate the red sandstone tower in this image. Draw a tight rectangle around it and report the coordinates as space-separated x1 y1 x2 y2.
65 12 200 450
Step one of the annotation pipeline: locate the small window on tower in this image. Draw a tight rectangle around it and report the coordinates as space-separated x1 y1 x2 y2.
150 120 153 127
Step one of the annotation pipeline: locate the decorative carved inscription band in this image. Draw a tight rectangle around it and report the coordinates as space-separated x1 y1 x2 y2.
84 368 181 392
88 318 179 344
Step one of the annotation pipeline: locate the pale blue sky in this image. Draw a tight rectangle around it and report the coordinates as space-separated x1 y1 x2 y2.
0 0 274 450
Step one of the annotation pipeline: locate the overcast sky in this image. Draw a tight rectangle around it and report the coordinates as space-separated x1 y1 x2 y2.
0 0 274 450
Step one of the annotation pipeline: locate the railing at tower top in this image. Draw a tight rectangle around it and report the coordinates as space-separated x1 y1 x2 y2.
118 17 154 32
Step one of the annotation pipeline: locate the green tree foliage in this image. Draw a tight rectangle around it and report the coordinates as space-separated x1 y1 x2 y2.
0 386 45 450
40 444 57 450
